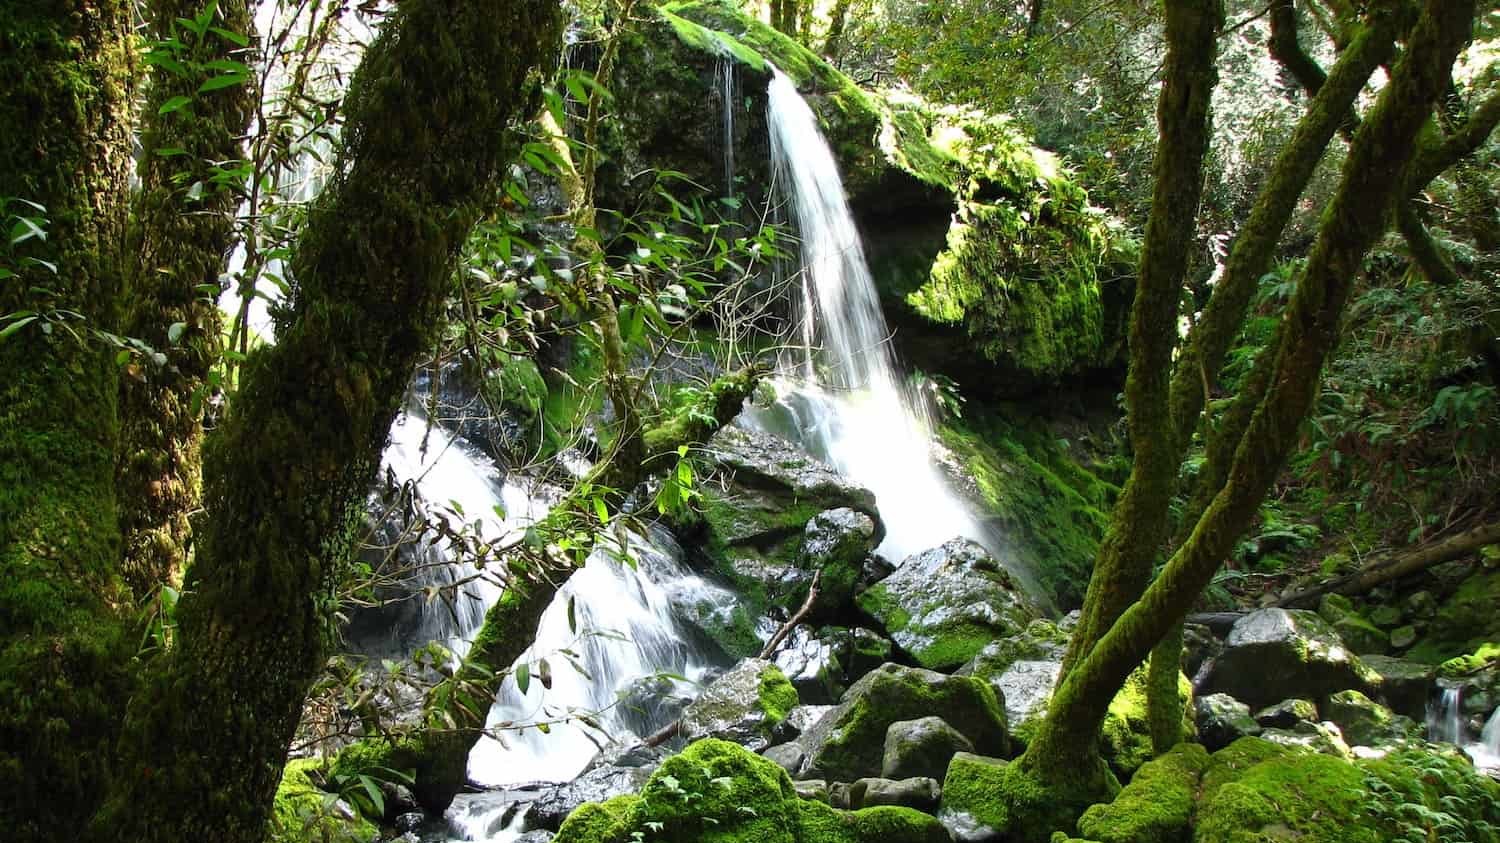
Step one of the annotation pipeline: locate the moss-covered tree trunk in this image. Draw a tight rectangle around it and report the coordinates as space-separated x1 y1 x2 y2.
115 0 257 598
1013 3 1474 836
0 3 137 840
93 2 564 840
1057 0 1221 685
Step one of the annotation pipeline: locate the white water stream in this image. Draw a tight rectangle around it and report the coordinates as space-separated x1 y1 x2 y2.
749 67 1009 570
1426 685 1500 774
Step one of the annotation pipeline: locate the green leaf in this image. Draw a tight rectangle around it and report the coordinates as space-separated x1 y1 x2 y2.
167 321 187 344
358 775 384 817
515 661 530 695
0 316 38 341
209 26 250 47
158 95 193 115
198 73 247 93
593 495 610 524
10 217 47 245
567 596 577 634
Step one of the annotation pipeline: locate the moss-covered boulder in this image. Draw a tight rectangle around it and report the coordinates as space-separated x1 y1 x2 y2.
1098 665 1195 781
554 740 953 843
1194 693 1262 752
681 659 800 752
1409 569 1500 664
1194 741 1374 843
1200 609 1379 710
939 751 1111 843
857 538 1041 671
1360 654 1437 720
882 716 975 781
1322 689 1412 748
1075 743 1209 843
269 759 378 843
1317 594 1390 656
796 663 1009 782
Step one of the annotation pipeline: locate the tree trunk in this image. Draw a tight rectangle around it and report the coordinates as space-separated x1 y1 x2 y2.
1057 0 1221 689
116 0 257 599
1277 519 1500 608
1020 4 1474 833
94 1 564 840
0 2 138 840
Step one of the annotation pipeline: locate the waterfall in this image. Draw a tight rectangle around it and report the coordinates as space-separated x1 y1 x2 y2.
1429 686 1465 745
752 67 1017 573
1476 707 1500 770
716 56 738 194
465 526 725 787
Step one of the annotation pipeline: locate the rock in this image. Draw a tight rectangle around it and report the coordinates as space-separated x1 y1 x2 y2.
703 428 879 539
991 659 1061 725
528 764 653 831
1195 693 1262 752
394 812 425 833
959 618 1070 684
1369 605 1404 628
762 742 807 776
792 779 828 803
583 742 671 773
615 674 696 738
1258 720 1352 758
1200 608 1379 709
1183 622 1223 681
1319 594 1390 655
857 538 1041 671
1361 654 1437 720
680 658 799 752
1076 743 1210 843
515 833 554 843
849 776 941 812
772 704 834 745
797 663 1009 782
376 780 420 821
1323 689 1403 747
772 626 893 705
828 781 854 810
1405 590 1437 620
1255 698 1318 729
799 507 879 611
882 716 975 780
938 752 1010 843
1390 624 1418 650
1195 739 1365 841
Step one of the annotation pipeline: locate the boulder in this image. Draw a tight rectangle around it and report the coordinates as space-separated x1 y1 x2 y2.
680 659 800 753
882 716 975 780
762 742 807 776
992 660 1061 726
1254 698 1318 729
799 507 879 612
792 779 828 803
857 538 1041 670
772 704 835 745
528 764 653 832
937 752 1010 843
1258 720 1352 758
959 618 1070 684
848 777 941 812
1323 690 1412 747
1076 743 1210 843
616 674 696 738
1390 624 1418 650
772 626 893 705
1195 693 1262 752
515 833 554 843
1361 654 1437 720
1200 608 1379 709
796 663 1008 782
1318 594 1389 656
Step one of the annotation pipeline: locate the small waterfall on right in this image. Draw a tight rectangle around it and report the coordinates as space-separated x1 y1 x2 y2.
1426 684 1500 774
750 67 1020 578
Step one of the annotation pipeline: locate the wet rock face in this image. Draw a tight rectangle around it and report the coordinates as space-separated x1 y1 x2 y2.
1199 608 1379 710
772 625 893 705
992 660 1061 725
528 764 654 831
856 538 1042 671
616 674 696 738
1360 654 1436 720
679 658 798 753
795 662 1008 782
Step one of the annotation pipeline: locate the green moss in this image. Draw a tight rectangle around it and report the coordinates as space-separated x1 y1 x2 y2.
1076 743 1208 843
269 759 378 843
757 664 799 725
1410 570 1500 664
943 752 1115 842
1360 748 1500 840
556 795 640 843
625 739 797 843
937 403 1116 608
854 583 912 638
1195 747 1378 843
659 9 766 71
1098 664 1192 781
794 799 859 843
849 805 949 842
1437 641 1500 678
541 336 605 454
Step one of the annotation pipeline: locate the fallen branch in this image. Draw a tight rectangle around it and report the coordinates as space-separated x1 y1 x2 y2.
760 570 822 660
1277 518 1500 609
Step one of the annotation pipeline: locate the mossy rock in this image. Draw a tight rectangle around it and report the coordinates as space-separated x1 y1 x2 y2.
1411 570 1500 664
1194 747 1376 843
799 663 1009 782
555 794 640 843
269 759 379 843
856 538 1040 671
940 752 1116 843
681 660 801 751
1099 665 1195 781
1076 743 1209 843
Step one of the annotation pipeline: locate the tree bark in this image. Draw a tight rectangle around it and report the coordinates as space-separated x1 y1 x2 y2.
1277 519 1500 608
1023 0 1475 806
0 3 138 840
1057 0 1221 688
116 0 257 599
94 1 564 840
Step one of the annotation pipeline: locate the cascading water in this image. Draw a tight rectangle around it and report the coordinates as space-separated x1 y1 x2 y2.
716 56 738 194
1426 685 1500 774
1476 707 1500 770
752 67 1021 576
